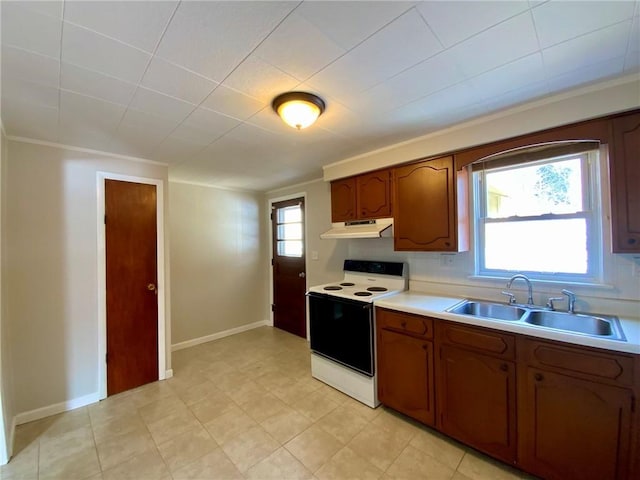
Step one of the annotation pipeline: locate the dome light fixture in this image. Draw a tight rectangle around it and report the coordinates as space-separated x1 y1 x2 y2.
272 91 325 130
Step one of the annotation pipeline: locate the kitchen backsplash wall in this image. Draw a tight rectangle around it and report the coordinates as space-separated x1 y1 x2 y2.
348 237 640 320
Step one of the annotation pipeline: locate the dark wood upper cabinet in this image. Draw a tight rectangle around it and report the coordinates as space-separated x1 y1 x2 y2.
609 112 640 253
357 170 392 219
393 155 469 252
330 169 391 222
330 177 356 222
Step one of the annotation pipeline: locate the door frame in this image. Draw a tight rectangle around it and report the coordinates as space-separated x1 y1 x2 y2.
96 172 167 400
268 192 308 339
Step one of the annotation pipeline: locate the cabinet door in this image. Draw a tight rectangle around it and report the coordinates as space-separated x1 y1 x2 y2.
519 367 633 480
377 328 435 426
393 156 459 251
437 345 517 464
610 113 640 252
330 177 357 222
357 170 392 219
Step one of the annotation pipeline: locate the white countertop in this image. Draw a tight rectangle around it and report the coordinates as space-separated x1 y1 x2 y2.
375 291 640 355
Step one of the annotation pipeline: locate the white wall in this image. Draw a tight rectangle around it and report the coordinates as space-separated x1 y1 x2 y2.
0 127 13 464
4 140 170 417
169 181 267 346
265 179 348 293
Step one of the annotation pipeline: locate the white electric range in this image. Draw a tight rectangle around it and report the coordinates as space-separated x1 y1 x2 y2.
307 260 407 407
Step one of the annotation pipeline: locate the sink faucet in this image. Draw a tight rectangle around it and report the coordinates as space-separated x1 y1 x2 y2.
506 274 534 305
562 289 576 314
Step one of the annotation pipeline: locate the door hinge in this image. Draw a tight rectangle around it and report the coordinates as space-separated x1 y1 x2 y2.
270 212 273 221
271 304 275 312
105 353 108 364
104 214 107 225
271 258 274 266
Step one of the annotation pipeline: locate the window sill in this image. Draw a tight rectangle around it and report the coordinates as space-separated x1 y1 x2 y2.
467 275 615 290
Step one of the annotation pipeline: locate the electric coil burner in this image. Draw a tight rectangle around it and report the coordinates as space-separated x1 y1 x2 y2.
307 260 407 408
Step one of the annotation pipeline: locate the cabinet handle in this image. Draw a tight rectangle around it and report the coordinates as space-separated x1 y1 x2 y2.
534 373 544 381
628 238 637 245
500 363 508 372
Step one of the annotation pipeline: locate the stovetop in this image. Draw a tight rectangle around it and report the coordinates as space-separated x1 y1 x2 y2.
307 260 407 303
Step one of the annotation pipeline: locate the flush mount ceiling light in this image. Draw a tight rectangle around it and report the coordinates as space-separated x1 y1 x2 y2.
272 91 325 130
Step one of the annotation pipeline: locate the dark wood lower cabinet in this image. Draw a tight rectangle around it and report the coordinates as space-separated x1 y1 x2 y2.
519 367 633 480
377 328 435 426
375 311 639 480
437 345 517 464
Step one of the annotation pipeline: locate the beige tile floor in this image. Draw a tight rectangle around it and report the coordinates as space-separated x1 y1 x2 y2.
1 326 537 480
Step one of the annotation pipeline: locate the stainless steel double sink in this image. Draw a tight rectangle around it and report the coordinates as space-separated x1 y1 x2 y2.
446 300 626 341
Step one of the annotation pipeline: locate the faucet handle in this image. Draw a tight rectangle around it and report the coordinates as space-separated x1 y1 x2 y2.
561 289 577 313
546 297 564 311
501 291 516 304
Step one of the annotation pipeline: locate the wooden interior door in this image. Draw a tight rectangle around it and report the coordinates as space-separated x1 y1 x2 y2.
105 179 159 395
272 198 306 338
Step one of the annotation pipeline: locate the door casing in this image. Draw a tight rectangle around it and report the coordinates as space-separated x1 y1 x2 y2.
97 172 167 399
268 192 308 339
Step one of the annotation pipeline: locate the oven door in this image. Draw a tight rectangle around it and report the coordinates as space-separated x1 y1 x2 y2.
308 292 374 376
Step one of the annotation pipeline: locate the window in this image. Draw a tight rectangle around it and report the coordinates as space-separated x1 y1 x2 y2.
474 147 602 282
275 203 303 257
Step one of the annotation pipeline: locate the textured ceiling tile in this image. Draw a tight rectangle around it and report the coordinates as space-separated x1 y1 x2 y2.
253 12 345 81
417 0 530 47
352 50 467 113
222 55 299 103
155 1 296 82
64 0 178 52
532 0 636 48
61 62 137 106
2 97 59 141
201 85 265 121
1 45 60 87
62 23 151 83
1 2 62 58
470 53 546 102
151 137 205 164
2 77 59 109
59 90 127 128
542 20 631 77
128 87 196 123
181 107 241 137
141 57 218 105
546 57 626 93
296 1 414 50
12 0 64 19
119 108 180 138
449 11 540 78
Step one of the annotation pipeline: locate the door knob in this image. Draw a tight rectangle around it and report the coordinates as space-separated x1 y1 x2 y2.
147 283 157 292
299 272 306 278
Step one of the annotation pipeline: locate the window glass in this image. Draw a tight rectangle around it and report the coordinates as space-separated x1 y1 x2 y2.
474 151 601 281
275 204 303 258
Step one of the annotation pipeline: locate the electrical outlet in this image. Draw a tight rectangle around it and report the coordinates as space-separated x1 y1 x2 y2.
440 254 455 267
633 257 640 277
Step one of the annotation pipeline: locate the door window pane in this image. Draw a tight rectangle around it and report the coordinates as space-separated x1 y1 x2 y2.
275 203 303 257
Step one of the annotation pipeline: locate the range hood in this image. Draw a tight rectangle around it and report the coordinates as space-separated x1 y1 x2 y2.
320 218 393 239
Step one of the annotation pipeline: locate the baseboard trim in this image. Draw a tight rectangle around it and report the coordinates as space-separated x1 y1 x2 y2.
164 369 174 379
15 392 100 426
171 320 269 352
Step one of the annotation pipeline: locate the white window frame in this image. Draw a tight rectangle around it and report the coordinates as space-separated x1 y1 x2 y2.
473 149 604 284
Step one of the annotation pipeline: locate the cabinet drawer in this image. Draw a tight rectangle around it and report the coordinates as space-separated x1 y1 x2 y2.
521 338 635 387
376 308 433 339
438 322 515 360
